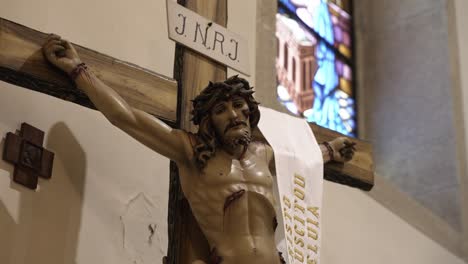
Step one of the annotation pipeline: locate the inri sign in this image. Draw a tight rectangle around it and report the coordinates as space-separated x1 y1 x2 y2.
166 0 250 76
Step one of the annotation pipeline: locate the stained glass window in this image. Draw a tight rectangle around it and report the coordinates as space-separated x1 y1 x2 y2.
276 0 356 136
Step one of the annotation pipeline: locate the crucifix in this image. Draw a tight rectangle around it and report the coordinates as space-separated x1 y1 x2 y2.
0 1 373 263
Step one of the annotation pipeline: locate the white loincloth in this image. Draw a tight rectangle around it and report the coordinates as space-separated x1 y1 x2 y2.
258 106 324 264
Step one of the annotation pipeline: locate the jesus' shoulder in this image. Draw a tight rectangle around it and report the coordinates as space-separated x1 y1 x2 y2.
110 108 194 165
248 140 274 166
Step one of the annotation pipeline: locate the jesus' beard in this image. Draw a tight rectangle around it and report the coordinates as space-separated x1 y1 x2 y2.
220 127 252 150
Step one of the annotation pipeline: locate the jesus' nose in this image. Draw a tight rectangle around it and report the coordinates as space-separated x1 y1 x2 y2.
228 109 238 119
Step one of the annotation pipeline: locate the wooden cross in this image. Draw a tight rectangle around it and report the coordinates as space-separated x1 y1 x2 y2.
0 1 373 262
2 122 54 190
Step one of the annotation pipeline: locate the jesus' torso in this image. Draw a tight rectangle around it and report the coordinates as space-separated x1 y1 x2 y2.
178 141 281 264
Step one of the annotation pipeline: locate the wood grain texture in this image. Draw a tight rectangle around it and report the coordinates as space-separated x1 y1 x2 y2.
179 0 228 131
311 123 374 191
0 17 178 123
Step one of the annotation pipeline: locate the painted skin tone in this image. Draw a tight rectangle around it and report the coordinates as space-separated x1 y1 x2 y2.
43 35 355 264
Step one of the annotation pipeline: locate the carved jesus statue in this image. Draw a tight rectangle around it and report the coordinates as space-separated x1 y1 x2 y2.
43 35 355 264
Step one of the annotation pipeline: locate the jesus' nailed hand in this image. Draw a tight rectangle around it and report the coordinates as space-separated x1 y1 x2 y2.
42 35 355 264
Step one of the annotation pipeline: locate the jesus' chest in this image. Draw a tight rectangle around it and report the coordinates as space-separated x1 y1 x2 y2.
186 151 275 209
201 151 273 187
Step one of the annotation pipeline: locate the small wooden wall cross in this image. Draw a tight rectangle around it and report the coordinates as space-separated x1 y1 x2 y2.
2 123 54 190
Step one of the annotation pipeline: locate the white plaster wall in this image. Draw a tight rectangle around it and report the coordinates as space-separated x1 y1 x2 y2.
0 0 175 78
321 182 465 264
0 0 466 263
0 81 170 264
0 0 177 263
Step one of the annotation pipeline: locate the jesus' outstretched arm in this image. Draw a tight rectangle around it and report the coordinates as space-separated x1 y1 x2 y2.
42 35 192 165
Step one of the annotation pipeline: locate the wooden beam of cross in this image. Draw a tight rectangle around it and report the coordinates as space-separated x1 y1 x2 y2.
0 10 374 263
0 18 178 124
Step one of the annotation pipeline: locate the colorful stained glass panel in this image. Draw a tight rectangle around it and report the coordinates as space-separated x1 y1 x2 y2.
276 0 356 136
279 0 352 59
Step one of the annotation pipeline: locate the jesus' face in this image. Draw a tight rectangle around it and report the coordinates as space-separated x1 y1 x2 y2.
210 96 252 149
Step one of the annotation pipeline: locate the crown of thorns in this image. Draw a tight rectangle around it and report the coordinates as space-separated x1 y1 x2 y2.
190 76 258 126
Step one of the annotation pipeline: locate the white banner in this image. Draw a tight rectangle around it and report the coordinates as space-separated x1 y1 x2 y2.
166 0 251 76
258 107 324 264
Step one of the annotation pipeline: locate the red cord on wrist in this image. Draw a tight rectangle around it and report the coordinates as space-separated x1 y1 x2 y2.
322 141 334 161
69 63 87 81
